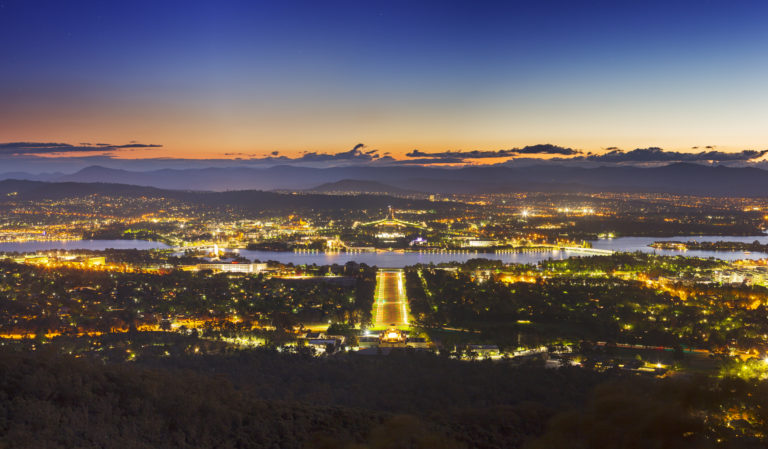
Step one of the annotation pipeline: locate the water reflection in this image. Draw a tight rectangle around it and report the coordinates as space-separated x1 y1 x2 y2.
1 235 766 267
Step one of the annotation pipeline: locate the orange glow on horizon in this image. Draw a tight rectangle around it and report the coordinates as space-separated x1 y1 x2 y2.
9 144 768 164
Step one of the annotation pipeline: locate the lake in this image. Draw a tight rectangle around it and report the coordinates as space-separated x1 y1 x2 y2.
236 248 570 267
0 235 766 267
590 235 768 261
0 239 171 253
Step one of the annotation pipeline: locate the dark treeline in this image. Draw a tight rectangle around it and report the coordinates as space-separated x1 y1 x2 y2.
0 349 383 449
565 217 763 238
83 222 177 244
540 252 723 275
1 348 766 448
653 240 768 252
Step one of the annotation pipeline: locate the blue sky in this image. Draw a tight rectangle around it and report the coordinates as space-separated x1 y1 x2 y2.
2 0 768 163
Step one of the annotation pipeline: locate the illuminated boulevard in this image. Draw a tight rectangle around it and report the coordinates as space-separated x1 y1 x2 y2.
372 269 409 329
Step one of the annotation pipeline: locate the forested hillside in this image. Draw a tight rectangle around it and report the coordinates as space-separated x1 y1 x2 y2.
0 349 762 448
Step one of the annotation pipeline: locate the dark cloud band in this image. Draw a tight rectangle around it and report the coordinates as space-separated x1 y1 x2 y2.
406 144 581 161
586 147 768 163
2 142 765 167
0 142 162 155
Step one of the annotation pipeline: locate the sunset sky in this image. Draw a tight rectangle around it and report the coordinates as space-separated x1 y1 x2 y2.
3 0 768 163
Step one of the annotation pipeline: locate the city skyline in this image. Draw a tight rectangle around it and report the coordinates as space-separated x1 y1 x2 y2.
6 2 768 445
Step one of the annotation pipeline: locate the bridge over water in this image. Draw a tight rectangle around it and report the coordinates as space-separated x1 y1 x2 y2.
560 246 615 255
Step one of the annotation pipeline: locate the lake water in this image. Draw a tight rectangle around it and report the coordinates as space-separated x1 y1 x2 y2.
0 239 171 253
236 249 570 267
591 235 768 261
0 236 766 267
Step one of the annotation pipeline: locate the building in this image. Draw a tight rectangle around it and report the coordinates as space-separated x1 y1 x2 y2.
355 206 429 243
406 336 429 349
467 344 501 357
465 239 499 248
196 263 268 273
307 338 343 354
379 328 408 347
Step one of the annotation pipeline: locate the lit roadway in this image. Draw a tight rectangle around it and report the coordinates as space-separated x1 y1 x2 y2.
372 269 409 329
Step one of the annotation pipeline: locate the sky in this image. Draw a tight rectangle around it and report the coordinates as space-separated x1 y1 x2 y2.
2 0 768 168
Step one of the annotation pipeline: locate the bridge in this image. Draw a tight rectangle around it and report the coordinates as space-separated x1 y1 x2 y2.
560 246 614 255
493 245 614 255
371 268 410 329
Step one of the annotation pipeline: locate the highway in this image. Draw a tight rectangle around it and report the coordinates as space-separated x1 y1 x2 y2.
372 269 409 329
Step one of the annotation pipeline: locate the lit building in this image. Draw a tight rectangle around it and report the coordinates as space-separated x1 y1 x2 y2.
196 263 268 273
356 206 428 243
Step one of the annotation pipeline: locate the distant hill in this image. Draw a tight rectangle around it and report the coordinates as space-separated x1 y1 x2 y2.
0 171 62 182
0 179 169 200
306 179 419 195
9 162 768 196
0 179 440 212
55 165 330 191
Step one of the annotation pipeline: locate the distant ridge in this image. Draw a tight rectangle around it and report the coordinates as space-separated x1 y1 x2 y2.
0 171 63 182
0 179 440 212
0 179 169 199
306 179 420 195
4 162 768 196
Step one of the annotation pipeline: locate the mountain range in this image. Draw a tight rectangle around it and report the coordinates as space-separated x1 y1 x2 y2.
0 180 438 212
2 163 768 196
305 179 418 195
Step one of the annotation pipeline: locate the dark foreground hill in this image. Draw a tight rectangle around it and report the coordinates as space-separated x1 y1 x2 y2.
7 162 768 196
0 348 760 449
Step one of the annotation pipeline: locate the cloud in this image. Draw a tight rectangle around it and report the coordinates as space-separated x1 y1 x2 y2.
0 141 381 166
4 141 766 173
223 152 255 157
514 144 581 155
0 141 162 156
405 144 581 162
283 144 379 163
226 144 383 166
406 149 509 160
585 147 768 163
111 143 163 149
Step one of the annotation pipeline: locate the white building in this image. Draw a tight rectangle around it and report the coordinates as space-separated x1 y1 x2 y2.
197 263 268 273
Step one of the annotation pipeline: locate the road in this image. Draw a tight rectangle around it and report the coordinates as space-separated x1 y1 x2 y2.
372 269 409 328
